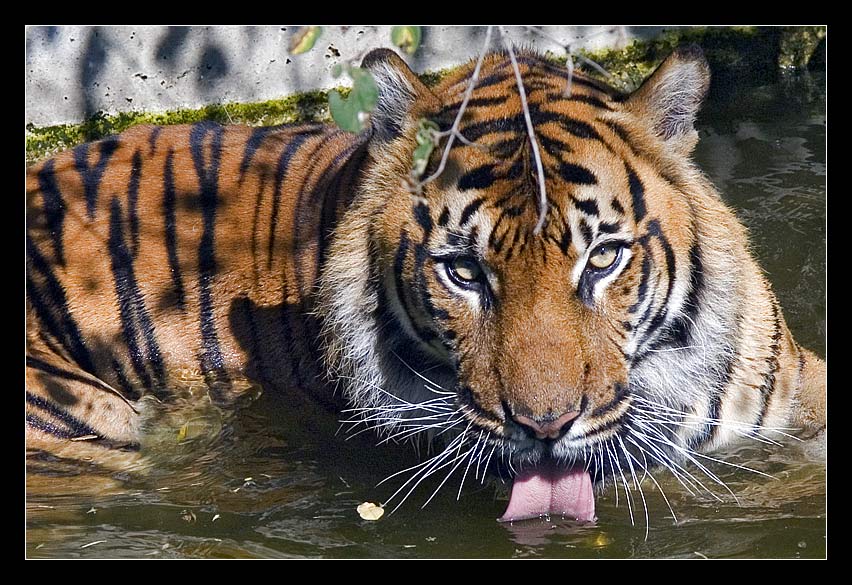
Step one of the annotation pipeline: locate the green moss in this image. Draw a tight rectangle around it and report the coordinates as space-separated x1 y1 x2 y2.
26 89 335 165
569 26 781 92
27 27 820 165
418 67 455 88
778 26 826 69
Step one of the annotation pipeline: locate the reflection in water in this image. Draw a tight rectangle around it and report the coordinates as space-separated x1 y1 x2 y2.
26 72 825 559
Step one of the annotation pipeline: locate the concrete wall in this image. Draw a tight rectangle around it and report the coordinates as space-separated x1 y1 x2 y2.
25 25 678 128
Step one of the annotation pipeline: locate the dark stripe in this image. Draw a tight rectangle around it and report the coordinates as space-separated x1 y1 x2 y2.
598 221 620 233
108 197 167 394
440 95 509 115
162 149 186 311
413 241 449 322
626 163 646 223
128 150 142 258
503 226 523 263
520 57 616 93
26 236 97 375
392 231 437 344
315 141 369 284
438 206 450 227
558 162 597 185
26 412 79 440
627 251 651 315
148 126 162 156
455 115 523 144
458 165 497 191
537 134 571 160
690 352 735 450
250 172 267 285
488 215 509 254
558 224 572 255
26 391 98 438
239 126 274 183
636 221 677 345
590 383 630 419
563 93 613 110
600 119 632 147
753 301 782 430
460 198 485 226
578 219 593 248
413 202 433 235
234 296 272 388
26 356 128 400
111 357 140 400
573 198 599 216
611 198 625 215
649 243 704 351
455 105 605 148
269 132 311 271
189 121 228 380
558 118 602 141
291 130 351 297
73 136 120 219
36 159 66 266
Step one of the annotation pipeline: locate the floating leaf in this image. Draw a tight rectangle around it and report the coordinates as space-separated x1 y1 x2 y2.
289 26 322 55
357 502 385 521
177 422 188 441
180 509 197 523
391 26 422 55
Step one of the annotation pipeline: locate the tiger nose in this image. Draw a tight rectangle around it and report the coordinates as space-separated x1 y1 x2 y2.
512 410 581 441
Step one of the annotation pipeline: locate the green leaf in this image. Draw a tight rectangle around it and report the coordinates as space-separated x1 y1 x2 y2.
329 90 362 133
289 26 322 55
391 26 422 55
328 67 379 134
350 67 379 113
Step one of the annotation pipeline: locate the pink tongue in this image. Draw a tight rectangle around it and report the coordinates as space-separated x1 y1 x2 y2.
499 464 595 523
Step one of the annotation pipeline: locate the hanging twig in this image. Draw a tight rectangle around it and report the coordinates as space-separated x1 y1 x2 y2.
416 26 494 190
525 26 619 94
499 28 549 236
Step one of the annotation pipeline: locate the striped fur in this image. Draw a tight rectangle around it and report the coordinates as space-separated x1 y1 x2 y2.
27 47 825 499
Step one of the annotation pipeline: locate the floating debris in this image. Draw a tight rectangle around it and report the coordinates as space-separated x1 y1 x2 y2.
86 507 96 515
80 540 107 549
180 509 197 523
212 514 220 522
357 502 384 521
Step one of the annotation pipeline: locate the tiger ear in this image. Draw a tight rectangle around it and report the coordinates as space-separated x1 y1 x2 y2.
624 45 711 156
360 48 441 141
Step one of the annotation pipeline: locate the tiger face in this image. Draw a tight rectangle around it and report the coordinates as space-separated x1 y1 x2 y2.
318 46 824 522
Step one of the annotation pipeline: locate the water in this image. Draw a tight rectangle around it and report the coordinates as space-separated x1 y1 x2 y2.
25 71 827 559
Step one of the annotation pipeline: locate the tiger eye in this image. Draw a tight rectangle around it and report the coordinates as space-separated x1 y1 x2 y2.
449 257 482 283
588 245 618 270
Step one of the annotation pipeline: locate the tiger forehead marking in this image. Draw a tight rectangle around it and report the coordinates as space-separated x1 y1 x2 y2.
26 45 824 526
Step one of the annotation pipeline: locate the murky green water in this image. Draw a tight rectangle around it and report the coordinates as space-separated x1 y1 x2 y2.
26 70 826 559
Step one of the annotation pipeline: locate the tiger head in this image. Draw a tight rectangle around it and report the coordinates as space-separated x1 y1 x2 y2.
318 46 727 520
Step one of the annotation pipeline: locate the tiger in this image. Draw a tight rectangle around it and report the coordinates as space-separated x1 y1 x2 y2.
26 45 825 523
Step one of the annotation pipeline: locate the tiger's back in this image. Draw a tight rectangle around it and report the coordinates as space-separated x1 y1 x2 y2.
26 121 366 448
